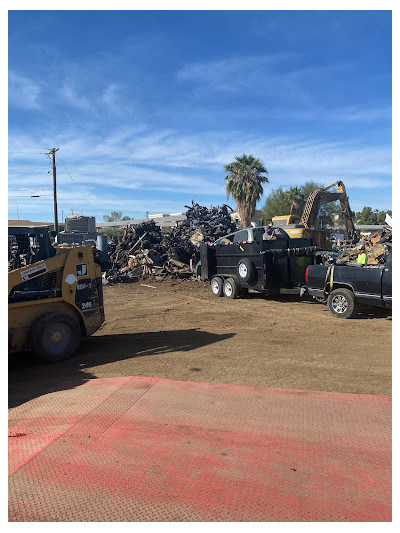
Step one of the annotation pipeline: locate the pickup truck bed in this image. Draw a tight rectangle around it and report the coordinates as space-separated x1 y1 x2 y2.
306 247 392 318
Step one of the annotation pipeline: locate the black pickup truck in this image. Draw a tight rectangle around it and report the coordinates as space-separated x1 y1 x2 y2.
305 246 392 318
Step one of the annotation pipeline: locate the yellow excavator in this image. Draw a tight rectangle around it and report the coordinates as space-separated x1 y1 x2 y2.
271 181 357 249
8 226 105 362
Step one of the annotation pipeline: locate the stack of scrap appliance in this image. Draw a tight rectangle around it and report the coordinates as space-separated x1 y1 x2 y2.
56 215 98 246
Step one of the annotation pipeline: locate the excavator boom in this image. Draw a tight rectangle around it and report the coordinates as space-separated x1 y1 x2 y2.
300 181 356 240
271 180 357 249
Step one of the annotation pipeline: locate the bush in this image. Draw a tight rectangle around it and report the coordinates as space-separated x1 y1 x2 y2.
98 227 124 238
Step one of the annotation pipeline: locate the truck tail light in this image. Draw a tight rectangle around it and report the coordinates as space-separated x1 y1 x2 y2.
305 266 309 282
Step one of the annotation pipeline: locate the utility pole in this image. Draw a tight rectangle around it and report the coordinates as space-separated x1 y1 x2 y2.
47 148 59 233
17 205 19 226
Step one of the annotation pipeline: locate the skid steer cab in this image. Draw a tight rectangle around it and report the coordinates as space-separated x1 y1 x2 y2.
8 245 105 363
199 226 316 299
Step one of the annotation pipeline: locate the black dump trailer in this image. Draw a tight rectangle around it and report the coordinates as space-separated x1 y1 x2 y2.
199 227 316 298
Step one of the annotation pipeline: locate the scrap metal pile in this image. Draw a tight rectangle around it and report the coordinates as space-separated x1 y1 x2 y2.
8 236 40 272
322 226 392 265
104 202 237 284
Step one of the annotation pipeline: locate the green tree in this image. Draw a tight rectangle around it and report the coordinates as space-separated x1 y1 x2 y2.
376 210 392 224
224 154 269 228
261 187 299 223
121 216 131 221
98 227 124 238
103 211 123 222
354 207 392 225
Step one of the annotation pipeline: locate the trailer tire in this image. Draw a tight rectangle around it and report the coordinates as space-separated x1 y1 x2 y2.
327 288 358 319
210 277 223 297
237 258 256 282
30 311 81 362
223 278 239 299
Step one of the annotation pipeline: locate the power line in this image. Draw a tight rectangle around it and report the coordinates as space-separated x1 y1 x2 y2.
8 194 53 198
8 168 50 171
54 187 81 219
58 162 93 209
8 146 48 149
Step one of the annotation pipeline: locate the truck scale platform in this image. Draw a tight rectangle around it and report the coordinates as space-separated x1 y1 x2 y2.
9 376 391 522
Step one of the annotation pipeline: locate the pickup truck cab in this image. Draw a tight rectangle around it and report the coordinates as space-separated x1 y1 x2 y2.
306 246 392 318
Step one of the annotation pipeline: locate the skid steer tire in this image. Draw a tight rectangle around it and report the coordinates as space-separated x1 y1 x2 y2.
223 278 239 299
210 276 223 297
237 258 255 283
327 288 358 319
31 312 81 362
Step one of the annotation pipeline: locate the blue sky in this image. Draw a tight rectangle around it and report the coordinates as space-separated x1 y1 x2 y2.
8 10 392 223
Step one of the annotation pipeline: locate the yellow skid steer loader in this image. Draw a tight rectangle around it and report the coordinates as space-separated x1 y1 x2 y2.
8 244 105 362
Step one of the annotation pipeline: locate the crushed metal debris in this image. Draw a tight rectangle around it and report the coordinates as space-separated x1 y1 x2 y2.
103 202 237 284
320 226 392 265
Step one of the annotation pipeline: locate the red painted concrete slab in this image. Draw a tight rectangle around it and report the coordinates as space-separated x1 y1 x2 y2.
9 377 391 522
8 376 144 476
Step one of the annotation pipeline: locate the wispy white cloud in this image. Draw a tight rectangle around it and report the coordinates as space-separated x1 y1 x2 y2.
281 105 392 123
8 186 188 221
101 83 120 112
60 81 94 111
177 54 303 99
8 72 41 109
8 126 391 207
177 54 294 84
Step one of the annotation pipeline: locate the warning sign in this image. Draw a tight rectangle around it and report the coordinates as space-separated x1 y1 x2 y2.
20 263 48 282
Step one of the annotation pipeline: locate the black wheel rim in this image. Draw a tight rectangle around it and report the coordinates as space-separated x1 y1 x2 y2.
42 321 74 356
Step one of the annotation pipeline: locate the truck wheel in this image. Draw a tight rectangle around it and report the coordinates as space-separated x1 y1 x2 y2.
237 258 255 282
327 289 358 319
210 277 223 297
30 312 81 362
223 278 239 299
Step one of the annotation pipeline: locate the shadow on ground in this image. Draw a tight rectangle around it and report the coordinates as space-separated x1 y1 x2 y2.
242 292 392 319
315 306 392 320
9 328 234 409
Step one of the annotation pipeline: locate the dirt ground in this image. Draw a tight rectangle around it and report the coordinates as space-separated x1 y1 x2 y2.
9 279 391 408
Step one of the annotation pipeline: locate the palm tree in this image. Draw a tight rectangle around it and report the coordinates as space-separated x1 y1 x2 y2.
224 154 269 228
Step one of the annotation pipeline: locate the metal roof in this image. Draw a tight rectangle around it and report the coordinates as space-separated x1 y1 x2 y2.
354 225 386 230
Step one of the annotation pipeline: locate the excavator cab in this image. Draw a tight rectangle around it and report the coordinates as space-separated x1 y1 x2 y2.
271 215 301 226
